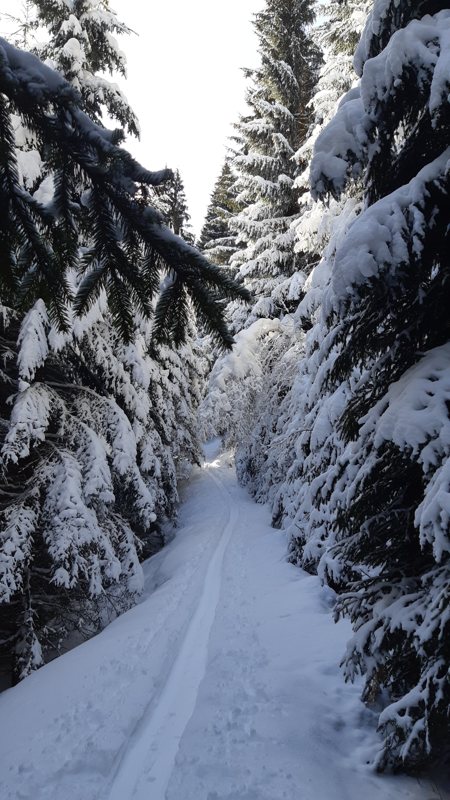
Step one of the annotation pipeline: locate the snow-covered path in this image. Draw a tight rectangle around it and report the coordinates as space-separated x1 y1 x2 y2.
0 446 437 800
108 463 239 800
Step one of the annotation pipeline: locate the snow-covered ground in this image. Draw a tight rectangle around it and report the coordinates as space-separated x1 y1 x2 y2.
0 443 441 800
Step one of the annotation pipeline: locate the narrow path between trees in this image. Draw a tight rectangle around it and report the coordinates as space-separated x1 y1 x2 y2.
0 443 436 800
107 464 238 800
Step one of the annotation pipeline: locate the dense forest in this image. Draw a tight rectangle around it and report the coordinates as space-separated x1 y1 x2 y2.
1 0 450 779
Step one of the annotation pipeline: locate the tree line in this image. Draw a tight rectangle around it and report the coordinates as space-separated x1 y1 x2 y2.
200 0 450 773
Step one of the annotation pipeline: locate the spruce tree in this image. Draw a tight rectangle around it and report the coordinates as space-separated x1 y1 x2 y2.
33 0 139 135
226 0 450 771
198 161 242 266
151 169 204 481
227 0 321 331
154 169 194 242
328 0 450 769
0 2 38 49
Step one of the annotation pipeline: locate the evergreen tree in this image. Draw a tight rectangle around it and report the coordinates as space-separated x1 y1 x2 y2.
237 0 370 530
220 0 450 771
227 0 321 331
30 7 202 522
198 160 242 266
200 0 321 447
0 36 247 682
33 0 139 136
324 0 450 769
154 169 194 242
151 169 205 481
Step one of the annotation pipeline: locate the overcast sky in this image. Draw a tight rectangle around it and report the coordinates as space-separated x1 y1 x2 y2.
112 0 264 234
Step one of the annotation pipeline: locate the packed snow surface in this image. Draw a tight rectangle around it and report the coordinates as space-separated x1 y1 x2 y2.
0 444 436 799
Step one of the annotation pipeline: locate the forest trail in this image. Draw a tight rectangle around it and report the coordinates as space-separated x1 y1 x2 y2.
0 444 436 800
107 456 239 800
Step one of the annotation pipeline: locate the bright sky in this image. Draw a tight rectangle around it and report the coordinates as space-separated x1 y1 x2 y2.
112 0 264 235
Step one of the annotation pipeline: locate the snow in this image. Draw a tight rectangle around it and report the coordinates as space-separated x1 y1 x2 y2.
360 11 450 118
17 300 49 382
33 174 55 206
0 446 434 800
354 0 393 75
62 37 84 73
0 504 36 603
198 319 284 445
313 11 450 202
360 343 450 561
44 450 124 594
310 86 371 200
210 318 280 389
16 149 43 188
2 384 54 463
326 148 450 308
0 36 167 187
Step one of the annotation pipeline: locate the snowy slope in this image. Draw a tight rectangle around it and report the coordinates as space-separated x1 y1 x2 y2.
0 443 437 800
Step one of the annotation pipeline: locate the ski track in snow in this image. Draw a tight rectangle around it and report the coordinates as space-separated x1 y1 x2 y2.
0 442 444 800
107 465 238 800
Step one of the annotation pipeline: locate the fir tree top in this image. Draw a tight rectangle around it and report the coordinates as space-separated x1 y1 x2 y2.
226 0 321 329
33 0 139 136
198 161 242 265
154 169 194 243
